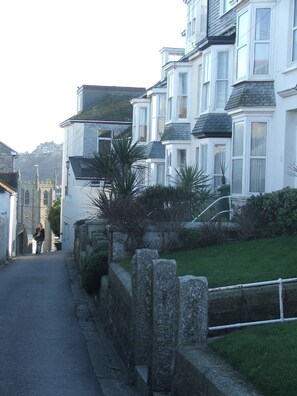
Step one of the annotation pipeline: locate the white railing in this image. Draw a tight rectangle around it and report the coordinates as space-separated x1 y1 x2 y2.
208 277 297 331
192 195 232 222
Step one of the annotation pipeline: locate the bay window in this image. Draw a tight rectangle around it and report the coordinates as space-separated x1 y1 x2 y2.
293 0 297 62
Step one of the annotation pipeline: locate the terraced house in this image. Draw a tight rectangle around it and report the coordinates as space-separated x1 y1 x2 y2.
59 85 146 250
131 0 297 201
60 0 297 251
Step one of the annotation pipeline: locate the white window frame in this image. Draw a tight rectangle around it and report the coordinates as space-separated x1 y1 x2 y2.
139 107 148 142
236 10 249 81
213 144 226 189
293 0 297 62
202 52 211 112
215 51 229 109
177 72 188 119
167 73 174 122
98 129 112 155
252 8 271 76
221 0 232 15
201 144 208 173
231 117 269 196
157 94 166 139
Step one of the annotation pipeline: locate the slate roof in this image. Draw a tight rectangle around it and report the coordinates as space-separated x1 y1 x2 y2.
142 141 165 159
225 81 276 111
61 92 142 125
161 123 191 141
192 113 232 139
0 173 19 193
69 157 100 180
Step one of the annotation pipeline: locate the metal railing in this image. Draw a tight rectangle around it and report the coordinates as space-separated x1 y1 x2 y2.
192 195 232 222
208 277 297 332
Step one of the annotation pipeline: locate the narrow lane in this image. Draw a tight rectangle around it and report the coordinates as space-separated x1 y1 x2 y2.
0 251 103 396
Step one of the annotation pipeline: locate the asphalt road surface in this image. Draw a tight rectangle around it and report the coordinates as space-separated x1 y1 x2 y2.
0 251 137 396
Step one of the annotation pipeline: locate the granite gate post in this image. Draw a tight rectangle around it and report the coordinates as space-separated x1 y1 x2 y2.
131 249 159 365
149 259 177 393
176 275 208 344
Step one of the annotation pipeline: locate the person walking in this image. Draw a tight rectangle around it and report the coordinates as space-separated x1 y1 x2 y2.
34 222 45 254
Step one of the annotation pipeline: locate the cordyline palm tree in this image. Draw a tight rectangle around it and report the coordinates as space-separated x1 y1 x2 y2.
173 164 213 220
89 137 146 221
90 137 146 199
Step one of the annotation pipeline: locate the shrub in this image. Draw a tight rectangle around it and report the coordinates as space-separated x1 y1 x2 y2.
82 245 108 295
179 222 225 249
233 188 297 239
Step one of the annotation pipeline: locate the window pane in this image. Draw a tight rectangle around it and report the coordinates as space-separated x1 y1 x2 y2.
214 145 226 174
250 159 265 192
215 81 228 108
98 129 111 138
201 145 208 172
179 73 187 94
217 52 229 79
255 9 270 41
233 122 244 156
202 83 209 111
237 46 247 79
178 96 187 118
293 29 297 62
177 149 187 168
232 159 243 194
99 139 111 155
237 11 248 47
254 43 269 74
159 95 166 115
294 0 297 26
157 164 165 185
251 122 267 156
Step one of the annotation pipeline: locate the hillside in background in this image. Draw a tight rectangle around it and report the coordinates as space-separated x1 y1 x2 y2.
15 142 63 185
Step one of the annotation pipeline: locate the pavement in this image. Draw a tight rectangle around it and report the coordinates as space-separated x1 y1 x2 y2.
65 255 140 396
0 251 139 396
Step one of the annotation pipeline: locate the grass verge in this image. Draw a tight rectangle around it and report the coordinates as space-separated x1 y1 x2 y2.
121 235 297 287
209 321 297 396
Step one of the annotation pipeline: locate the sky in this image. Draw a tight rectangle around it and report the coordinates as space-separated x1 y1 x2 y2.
0 0 186 154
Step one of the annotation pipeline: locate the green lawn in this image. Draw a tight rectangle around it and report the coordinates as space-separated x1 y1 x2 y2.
209 321 297 396
162 236 297 287
120 235 297 395
122 235 297 288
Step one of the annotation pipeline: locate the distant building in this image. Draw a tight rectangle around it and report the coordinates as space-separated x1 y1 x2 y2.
17 166 57 253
